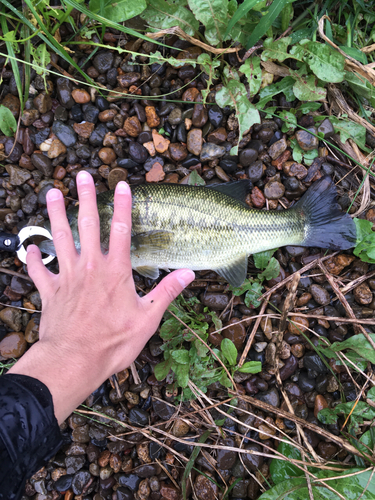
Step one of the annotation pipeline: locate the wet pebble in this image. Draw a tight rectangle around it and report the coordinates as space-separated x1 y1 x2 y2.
242 443 263 471
239 148 258 167
187 129 203 155
296 127 319 151
268 138 287 159
314 394 328 417
129 142 148 163
201 293 229 310
194 474 219 500
256 387 280 407
310 284 331 306
353 283 373 305
52 120 77 147
264 179 285 200
279 354 298 381
153 399 176 420
200 143 226 162
0 332 27 358
93 51 114 73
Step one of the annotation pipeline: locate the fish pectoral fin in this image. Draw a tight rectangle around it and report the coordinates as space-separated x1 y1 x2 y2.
215 254 248 287
135 266 160 280
132 230 173 254
208 180 251 205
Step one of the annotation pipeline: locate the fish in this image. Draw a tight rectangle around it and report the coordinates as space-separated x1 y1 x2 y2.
39 176 356 287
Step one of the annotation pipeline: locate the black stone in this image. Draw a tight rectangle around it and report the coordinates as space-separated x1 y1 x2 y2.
208 105 224 128
93 51 114 73
83 103 99 124
72 470 91 495
89 123 108 147
116 474 141 491
54 474 73 492
128 408 149 427
298 372 316 392
52 121 77 147
117 158 139 169
128 142 148 163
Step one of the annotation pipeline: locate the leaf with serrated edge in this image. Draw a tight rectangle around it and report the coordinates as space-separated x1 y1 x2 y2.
261 37 292 62
292 73 326 102
216 80 260 155
140 0 199 36
329 116 367 150
188 0 228 46
239 56 262 98
290 40 345 83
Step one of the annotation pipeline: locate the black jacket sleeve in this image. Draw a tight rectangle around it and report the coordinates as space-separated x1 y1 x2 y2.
0 374 63 500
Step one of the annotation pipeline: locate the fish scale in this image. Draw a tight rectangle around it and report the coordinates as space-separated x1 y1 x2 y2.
40 177 356 287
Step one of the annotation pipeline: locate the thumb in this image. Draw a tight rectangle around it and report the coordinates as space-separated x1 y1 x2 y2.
143 269 195 314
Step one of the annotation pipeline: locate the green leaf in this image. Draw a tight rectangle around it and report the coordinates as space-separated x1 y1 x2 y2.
141 0 199 36
215 80 260 155
289 137 303 163
279 111 297 134
261 36 291 62
253 249 277 269
245 0 290 50
171 349 190 364
260 468 375 500
239 56 262 98
270 441 303 484
331 334 375 364
256 76 294 108
175 363 190 387
367 387 375 402
317 408 339 425
330 116 369 151
89 0 146 21
0 105 17 137
154 358 173 381
220 371 233 387
290 41 346 83
30 43 51 76
258 257 280 280
292 73 327 102
188 0 228 46
223 0 265 39
188 169 205 186
339 46 368 64
353 218 375 263
345 71 375 107
244 281 263 308
303 148 318 166
237 361 262 373
221 338 238 366
182 430 211 500
298 102 322 114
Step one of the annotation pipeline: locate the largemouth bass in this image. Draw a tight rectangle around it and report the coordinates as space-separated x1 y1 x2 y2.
40 176 356 287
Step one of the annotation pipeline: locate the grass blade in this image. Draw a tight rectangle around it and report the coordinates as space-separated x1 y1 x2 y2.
0 9 24 111
181 430 211 500
224 0 265 39
246 0 290 49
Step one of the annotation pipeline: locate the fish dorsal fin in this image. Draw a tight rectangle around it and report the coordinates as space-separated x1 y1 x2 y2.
131 230 173 253
208 180 251 204
135 266 160 280
215 254 248 287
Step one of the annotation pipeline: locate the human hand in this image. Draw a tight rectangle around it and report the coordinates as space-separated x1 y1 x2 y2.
9 171 195 423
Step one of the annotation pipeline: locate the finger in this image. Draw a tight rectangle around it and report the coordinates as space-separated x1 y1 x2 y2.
76 171 101 261
108 182 132 270
143 269 195 314
46 188 77 271
26 245 57 298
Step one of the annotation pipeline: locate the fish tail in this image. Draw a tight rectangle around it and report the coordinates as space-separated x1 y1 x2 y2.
293 176 356 250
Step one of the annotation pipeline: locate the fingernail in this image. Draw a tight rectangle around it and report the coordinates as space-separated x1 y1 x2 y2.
116 181 129 194
46 189 62 201
77 171 91 184
177 269 195 287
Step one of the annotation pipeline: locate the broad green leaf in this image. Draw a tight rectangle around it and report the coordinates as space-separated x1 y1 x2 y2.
259 468 375 500
154 358 173 380
188 170 205 186
290 41 346 83
237 361 262 373
317 407 339 425
171 349 190 364
239 57 262 98
258 257 280 280
89 0 146 21
331 334 375 364
223 0 265 39
220 371 233 387
175 363 189 387
344 71 375 108
292 73 326 102
188 0 228 46
0 105 17 136
329 117 368 150
303 148 318 166
253 249 277 269
339 46 368 64
289 137 303 163
141 0 199 36
256 76 294 108
215 80 260 155
221 338 238 366
367 387 375 402
353 218 375 264
261 36 291 62
299 102 322 114
245 0 290 50
270 441 303 484
244 281 263 308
